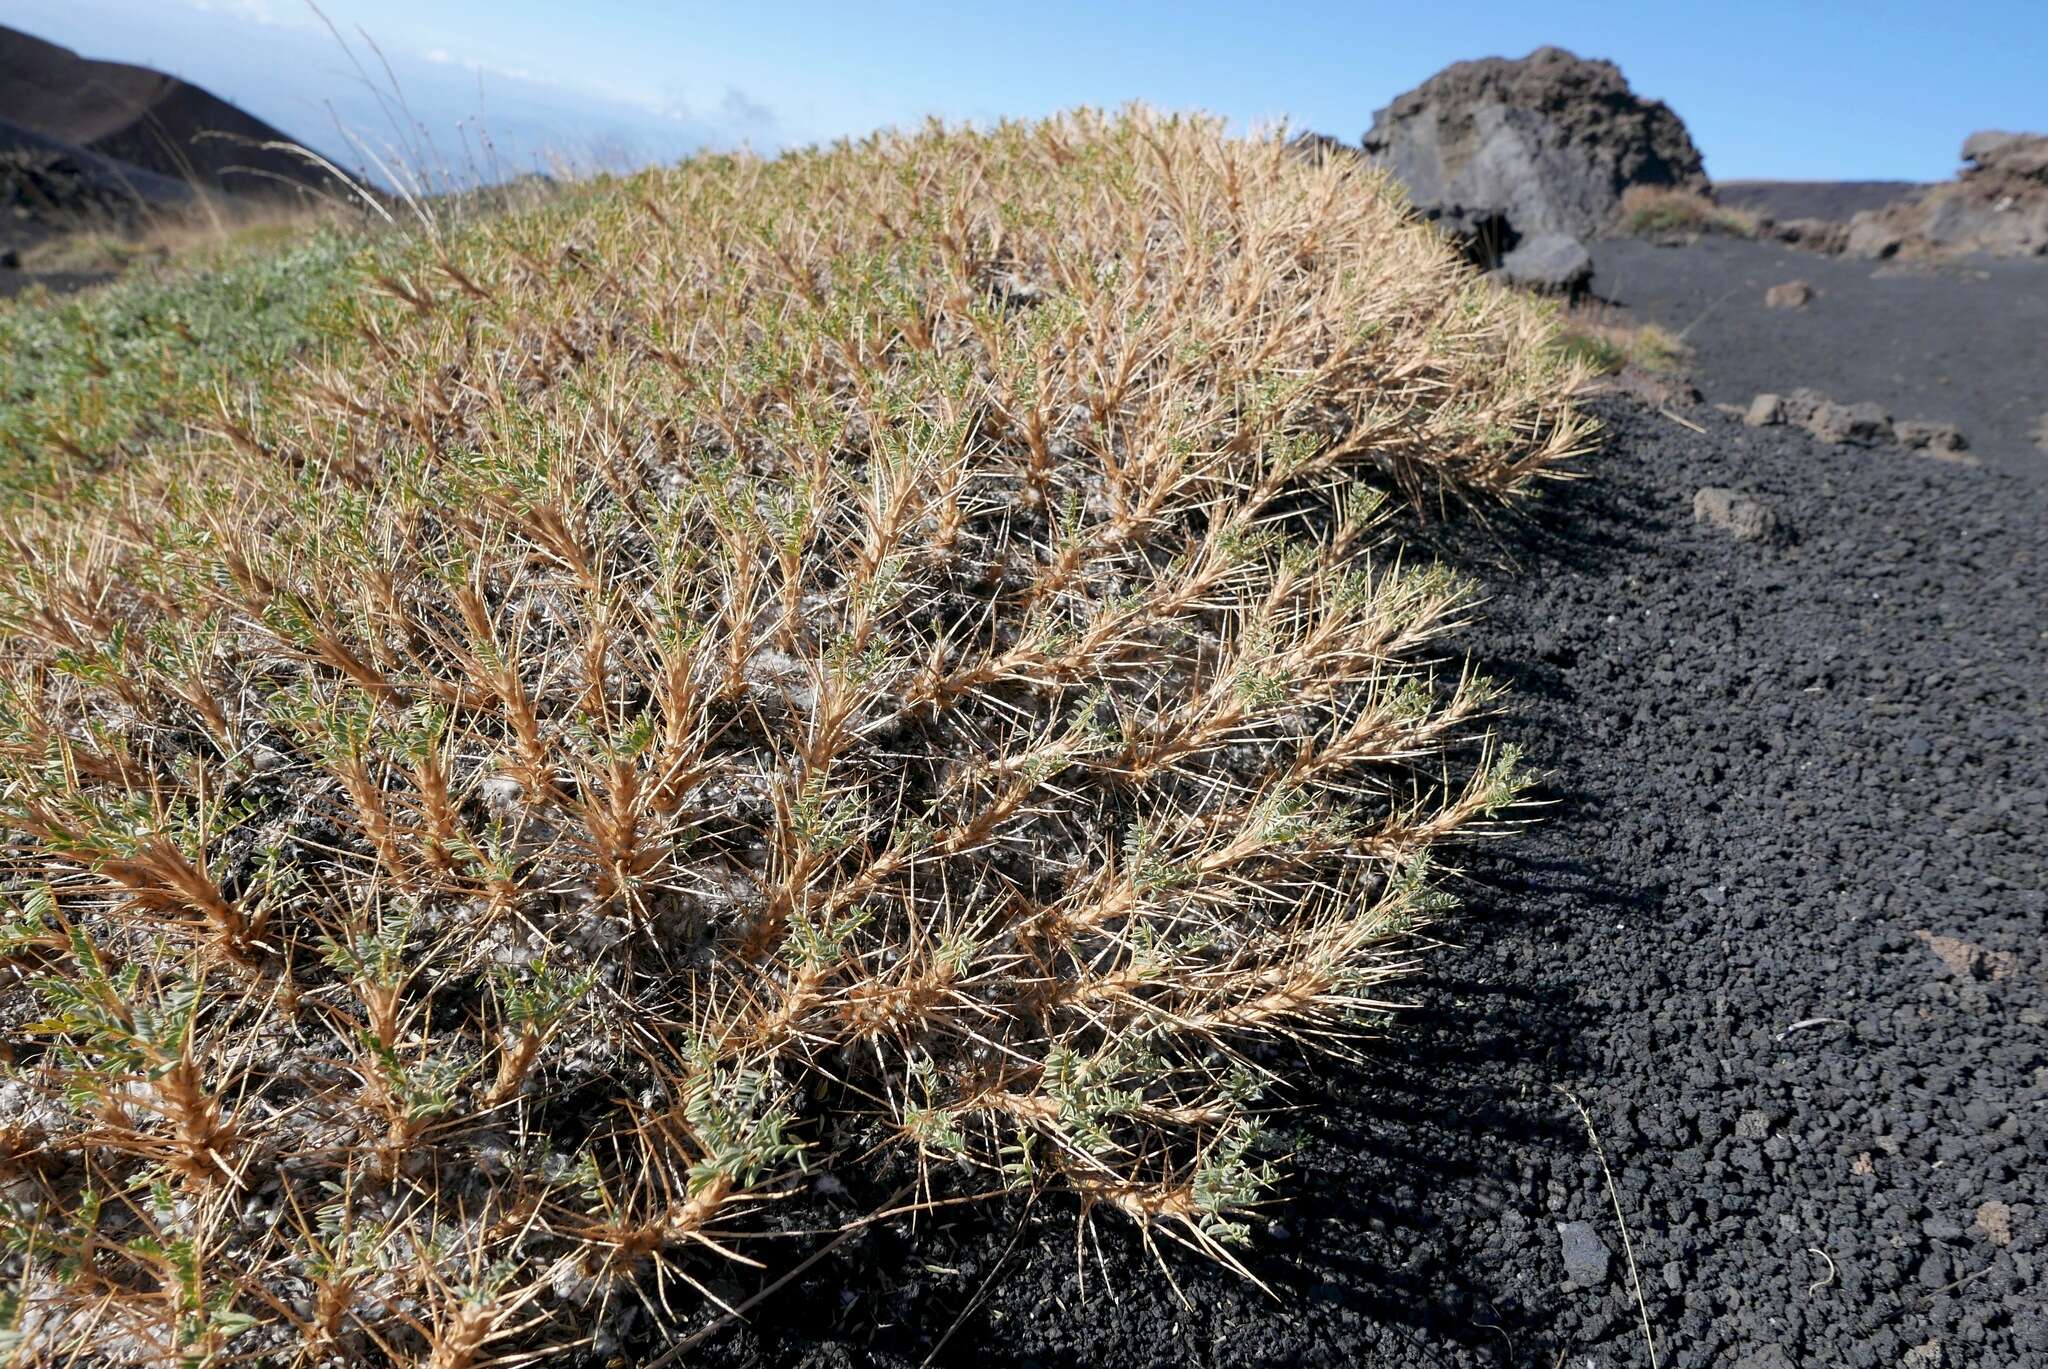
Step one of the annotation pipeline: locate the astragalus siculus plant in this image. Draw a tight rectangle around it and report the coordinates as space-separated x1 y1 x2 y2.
0 110 1590 1362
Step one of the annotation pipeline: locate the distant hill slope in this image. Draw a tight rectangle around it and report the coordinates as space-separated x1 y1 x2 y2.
0 114 197 204
1712 179 1924 222
0 23 332 196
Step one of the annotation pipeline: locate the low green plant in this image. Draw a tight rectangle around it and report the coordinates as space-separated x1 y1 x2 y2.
0 227 388 502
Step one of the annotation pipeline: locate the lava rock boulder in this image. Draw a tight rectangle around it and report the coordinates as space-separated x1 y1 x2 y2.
1362 45 1706 251
1496 232 1593 294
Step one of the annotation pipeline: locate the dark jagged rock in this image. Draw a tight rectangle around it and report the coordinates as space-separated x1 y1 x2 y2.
1555 1220 1612 1288
1362 45 1705 253
1692 485 1781 542
1496 231 1592 294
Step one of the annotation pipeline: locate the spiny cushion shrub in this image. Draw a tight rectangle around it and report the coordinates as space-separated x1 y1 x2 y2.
0 110 1590 1362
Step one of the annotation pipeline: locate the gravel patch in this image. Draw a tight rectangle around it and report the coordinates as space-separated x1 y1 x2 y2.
690 397 2046 1368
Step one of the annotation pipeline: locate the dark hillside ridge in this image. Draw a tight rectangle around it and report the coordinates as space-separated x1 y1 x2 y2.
1714 179 1924 223
0 23 332 196
0 115 196 206
1 113 197 259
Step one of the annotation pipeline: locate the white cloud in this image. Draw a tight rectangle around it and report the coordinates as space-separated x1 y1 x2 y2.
413 46 548 89
185 0 284 26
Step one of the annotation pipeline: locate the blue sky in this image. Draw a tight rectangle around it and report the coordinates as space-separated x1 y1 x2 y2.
8 0 2045 184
